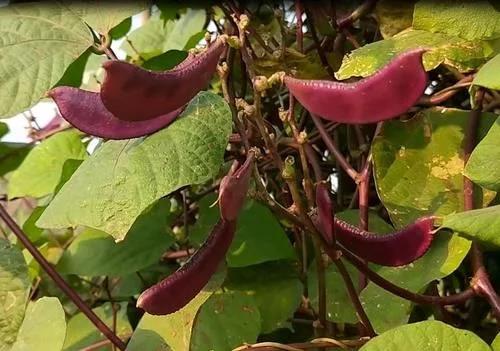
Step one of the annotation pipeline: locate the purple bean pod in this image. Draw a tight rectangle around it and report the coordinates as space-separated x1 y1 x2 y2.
335 216 435 267
48 87 183 140
100 36 227 121
137 152 254 315
218 151 255 222
136 219 236 315
315 182 334 245
285 48 428 124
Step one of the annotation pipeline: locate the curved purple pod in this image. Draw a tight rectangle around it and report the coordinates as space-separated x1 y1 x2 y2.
285 49 427 124
218 151 255 222
137 219 236 315
334 216 435 266
49 87 183 140
100 37 227 121
316 182 334 245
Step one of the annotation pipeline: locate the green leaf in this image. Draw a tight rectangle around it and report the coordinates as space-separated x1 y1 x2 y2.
413 0 500 41
7 130 87 199
126 269 226 351
492 332 500 351
336 29 489 80
465 117 500 192
309 260 358 324
190 290 261 351
23 243 49 281
57 199 174 276
225 261 302 333
121 9 206 60
65 1 148 35
0 142 31 177
442 205 500 249
53 159 84 195
473 53 500 91
56 49 92 88
372 107 497 228
142 50 188 71
360 232 470 333
359 320 490 351
309 210 393 324
0 238 30 351
0 2 93 117
37 92 232 241
110 17 132 40
0 122 8 138
192 196 296 267
10 297 66 351
374 0 415 39
63 303 131 351
22 207 46 243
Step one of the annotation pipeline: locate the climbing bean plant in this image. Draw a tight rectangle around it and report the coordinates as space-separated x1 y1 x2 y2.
0 1 500 350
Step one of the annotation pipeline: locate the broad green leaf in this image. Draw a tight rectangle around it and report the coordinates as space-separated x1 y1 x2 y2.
465 117 500 192
110 274 143 298
53 159 84 195
190 290 261 351
336 29 489 80
225 261 302 333
360 320 490 351
0 238 30 351
372 107 497 228
7 130 87 199
37 92 232 241
56 49 92 88
63 303 131 351
473 54 500 91
22 207 46 243
65 1 148 35
126 269 226 351
360 231 470 333
375 0 416 39
492 332 500 351
57 199 174 276
309 260 359 324
413 0 500 41
0 122 7 138
0 2 93 117
442 205 500 249
122 9 206 60
23 243 49 281
0 142 31 177
110 17 132 40
191 196 296 267
142 50 188 71
11 297 66 351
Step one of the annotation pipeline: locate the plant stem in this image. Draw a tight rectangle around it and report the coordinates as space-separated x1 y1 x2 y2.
463 89 500 320
334 258 376 336
295 0 304 53
0 205 127 351
311 115 359 180
303 7 336 78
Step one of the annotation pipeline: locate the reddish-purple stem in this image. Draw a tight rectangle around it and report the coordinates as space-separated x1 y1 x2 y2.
0 205 126 350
